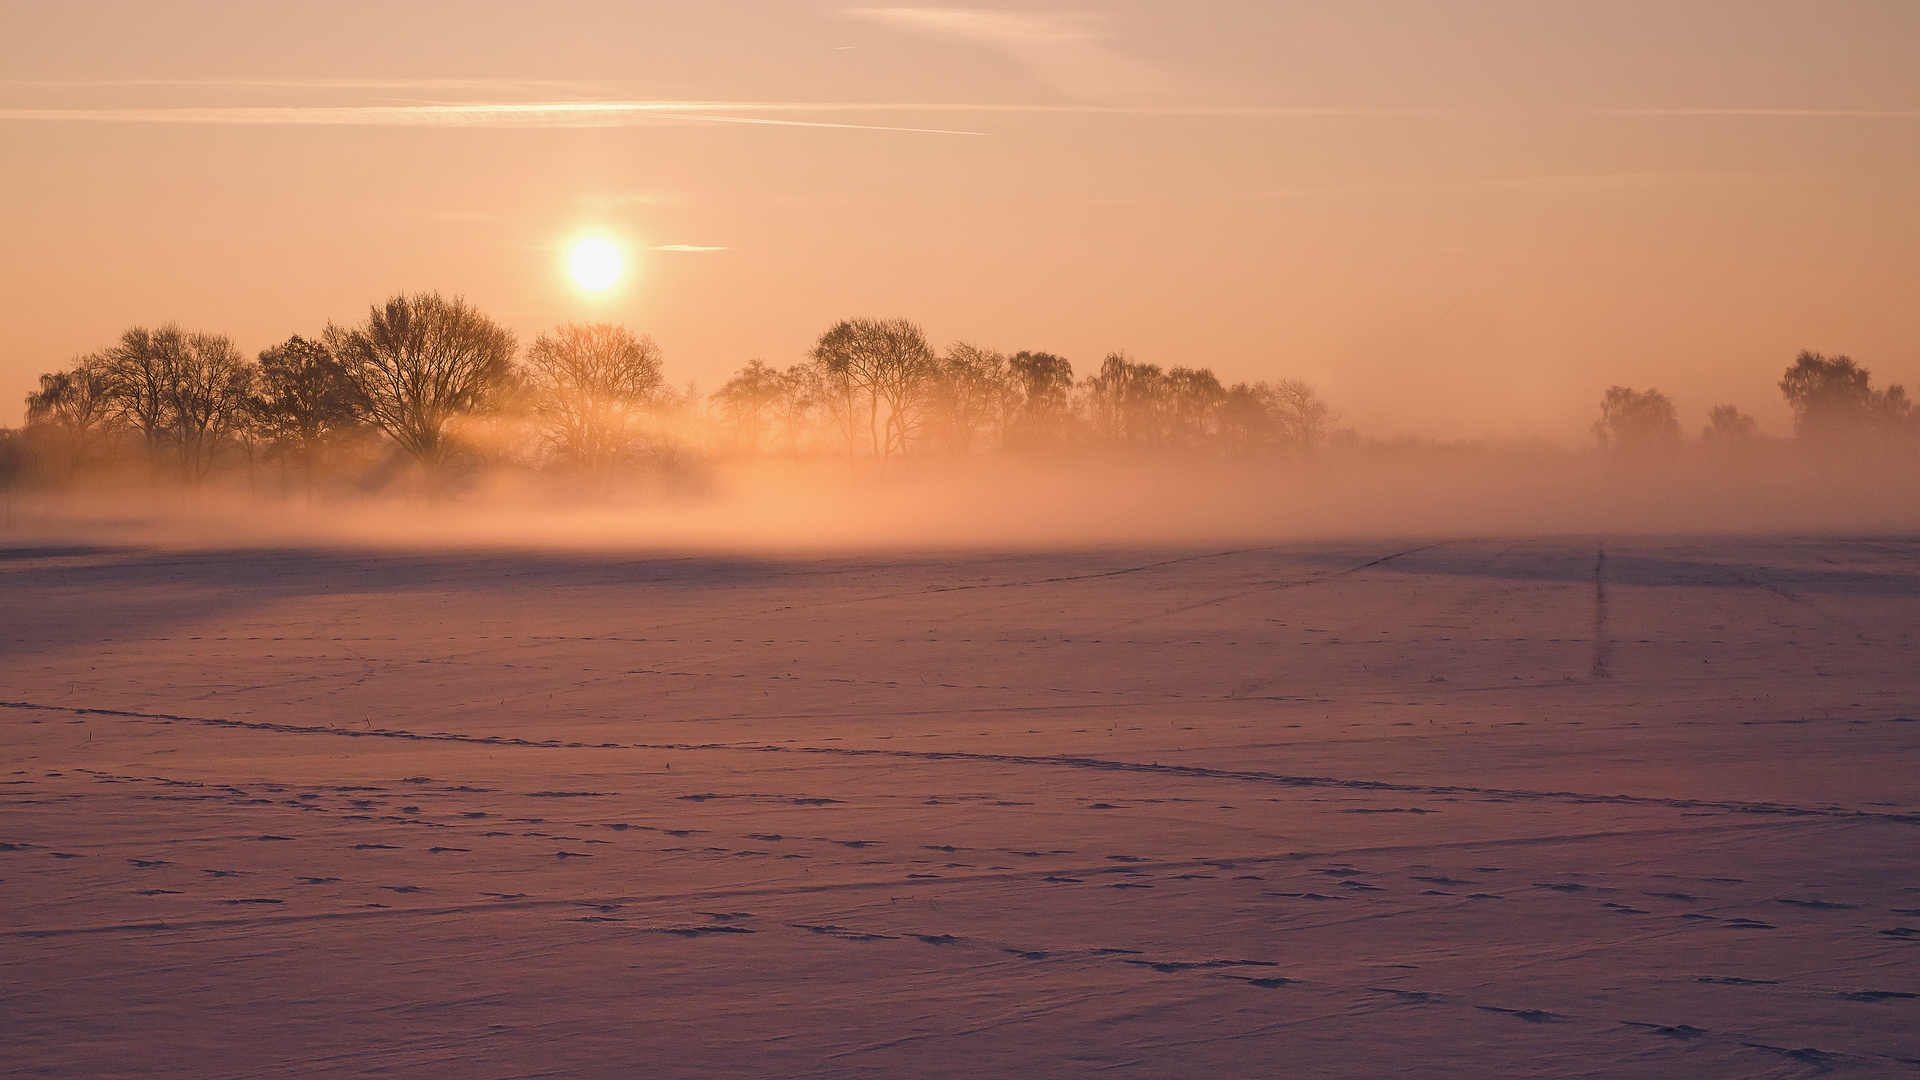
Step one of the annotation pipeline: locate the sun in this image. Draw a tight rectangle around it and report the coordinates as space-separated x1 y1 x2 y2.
569 238 622 291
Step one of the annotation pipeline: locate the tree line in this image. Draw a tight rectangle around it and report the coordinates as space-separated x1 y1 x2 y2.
5 294 1340 493
7 292 1912 495
1594 352 1916 456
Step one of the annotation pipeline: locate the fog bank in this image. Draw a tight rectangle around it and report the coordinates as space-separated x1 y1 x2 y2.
6 452 1916 555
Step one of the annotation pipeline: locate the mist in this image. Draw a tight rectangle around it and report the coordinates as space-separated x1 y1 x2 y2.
5 446 1914 558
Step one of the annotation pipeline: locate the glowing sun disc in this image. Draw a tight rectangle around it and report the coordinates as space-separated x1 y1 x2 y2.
570 238 622 291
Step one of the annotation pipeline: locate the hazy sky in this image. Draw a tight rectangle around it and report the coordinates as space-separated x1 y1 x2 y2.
2 1 1916 439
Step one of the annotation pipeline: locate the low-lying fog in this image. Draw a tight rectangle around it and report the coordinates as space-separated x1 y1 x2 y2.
7 452 1918 553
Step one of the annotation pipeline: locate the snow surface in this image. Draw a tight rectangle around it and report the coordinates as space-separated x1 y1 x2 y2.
3 537 1917 1077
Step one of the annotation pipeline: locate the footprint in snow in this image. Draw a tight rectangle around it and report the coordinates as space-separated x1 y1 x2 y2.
1477 1006 1560 1023
1622 1022 1708 1039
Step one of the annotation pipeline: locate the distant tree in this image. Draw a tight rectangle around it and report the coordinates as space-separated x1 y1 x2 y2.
1218 383 1271 454
1216 378 1334 455
1701 404 1760 445
0 426 21 511
97 325 185 464
163 331 254 481
1592 386 1681 455
1269 378 1333 451
1164 366 1226 449
770 363 822 455
813 355 865 458
1083 352 1167 447
1778 351 1913 441
712 359 786 454
24 356 117 478
1006 350 1074 450
811 318 936 460
254 335 359 481
324 293 518 470
929 342 1014 455
522 322 664 476
85 325 256 479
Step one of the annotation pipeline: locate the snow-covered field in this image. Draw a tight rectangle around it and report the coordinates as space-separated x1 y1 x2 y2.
3 536 1916 1078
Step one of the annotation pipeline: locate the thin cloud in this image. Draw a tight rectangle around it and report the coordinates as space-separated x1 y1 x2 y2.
1583 108 1920 117
4 100 1912 131
840 7 1176 102
0 101 987 135
1089 171 1799 205
844 8 1101 44
0 77 607 92
577 191 683 210
651 244 727 252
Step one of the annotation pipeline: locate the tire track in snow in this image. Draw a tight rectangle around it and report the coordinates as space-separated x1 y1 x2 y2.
7 700 1916 826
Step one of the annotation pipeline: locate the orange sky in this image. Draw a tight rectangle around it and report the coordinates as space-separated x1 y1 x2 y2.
2 1 1916 440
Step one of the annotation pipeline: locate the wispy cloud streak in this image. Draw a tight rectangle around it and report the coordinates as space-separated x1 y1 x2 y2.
0 77 608 92
0 101 988 135
1581 108 1920 117
840 7 1172 101
1 101 1913 129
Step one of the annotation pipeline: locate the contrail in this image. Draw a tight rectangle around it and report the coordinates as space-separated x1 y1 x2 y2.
0 101 990 135
3 100 1914 130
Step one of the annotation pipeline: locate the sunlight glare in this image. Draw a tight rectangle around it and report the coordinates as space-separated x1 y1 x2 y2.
569 238 622 291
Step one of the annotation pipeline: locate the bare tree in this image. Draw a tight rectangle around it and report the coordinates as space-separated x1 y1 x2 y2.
165 331 254 481
811 318 936 460
1593 386 1681 455
812 356 864 458
1215 379 1333 456
1269 378 1333 451
929 342 1014 455
325 293 518 470
1083 352 1168 447
24 356 118 479
1164 366 1226 449
1006 351 1073 450
771 363 822 455
1701 404 1760 445
254 335 360 487
97 325 184 465
86 325 258 479
522 322 665 477
712 359 786 454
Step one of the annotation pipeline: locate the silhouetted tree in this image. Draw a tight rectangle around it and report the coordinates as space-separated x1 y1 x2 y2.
770 363 822 455
1269 378 1333 451
1006 350 1073 450
1218 383 1270 454
811 318 936 459
1216 378 1334 455
522 322 664 476
84 325 257 479
325 293 518 470
254 335 359 483
1701 404 1759 445
1084 352 1167 447
929 342 1014 455
24 356 117 478
1778 351 1913 442
97 326 185 464
712 359 785 454
0 426 21 514
1164 366 1226 449
162 332 254 481
1593 386 1681 455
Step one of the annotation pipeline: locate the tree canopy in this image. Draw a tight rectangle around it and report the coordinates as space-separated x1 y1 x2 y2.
324 292 517 469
